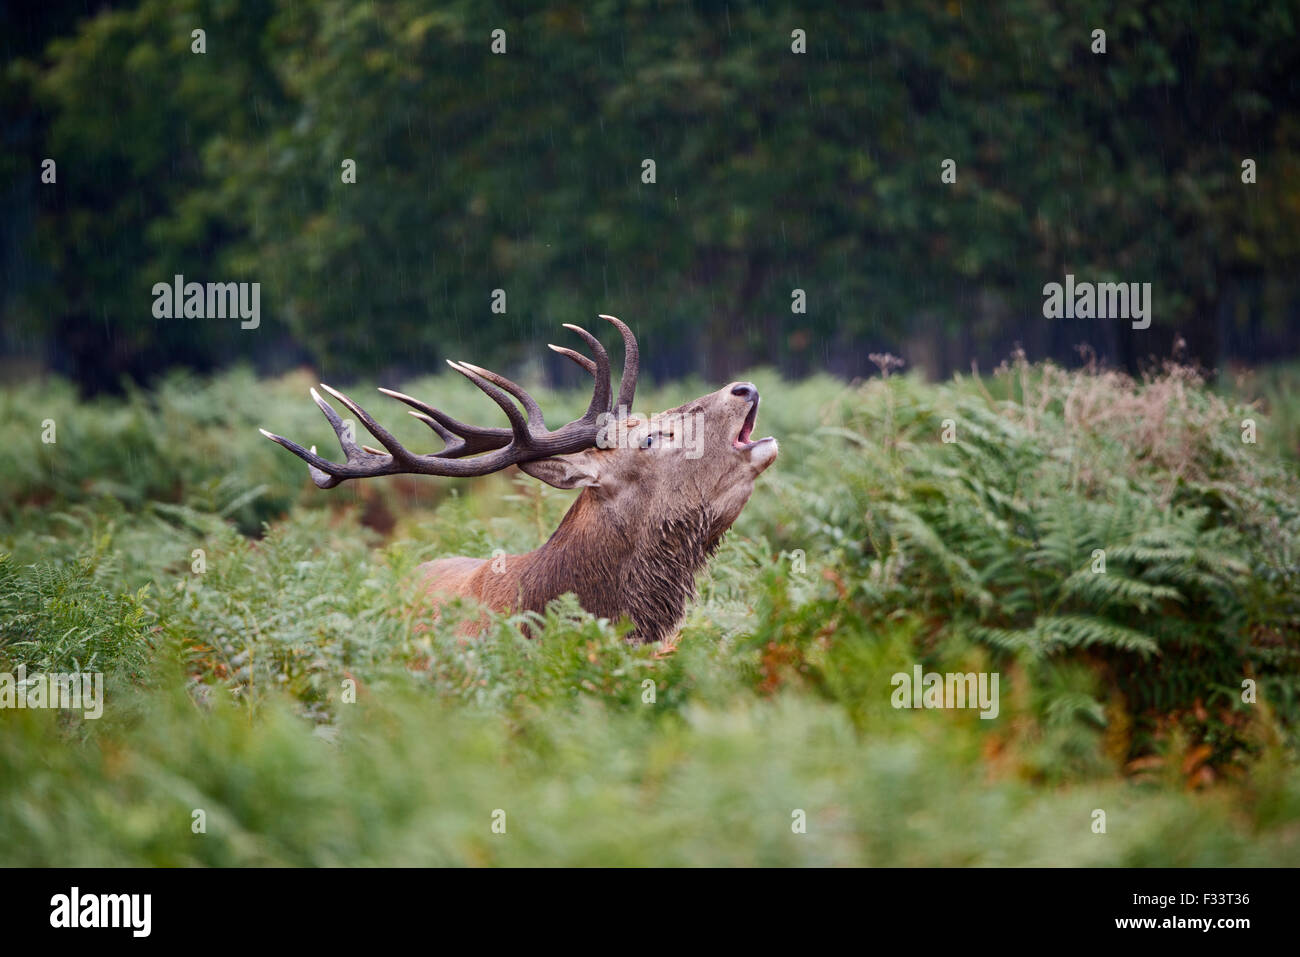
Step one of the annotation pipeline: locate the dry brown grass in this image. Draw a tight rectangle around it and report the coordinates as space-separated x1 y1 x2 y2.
994 349 1263 503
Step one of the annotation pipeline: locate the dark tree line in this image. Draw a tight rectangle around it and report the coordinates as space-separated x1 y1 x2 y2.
3 0 1299 393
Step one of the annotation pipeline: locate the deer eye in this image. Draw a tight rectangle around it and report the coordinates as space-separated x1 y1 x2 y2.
640 434 655 449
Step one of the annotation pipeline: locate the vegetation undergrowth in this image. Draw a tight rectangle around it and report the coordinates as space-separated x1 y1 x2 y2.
2 359 1298 865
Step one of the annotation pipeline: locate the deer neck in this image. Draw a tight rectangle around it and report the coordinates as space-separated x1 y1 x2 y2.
518 489 724 644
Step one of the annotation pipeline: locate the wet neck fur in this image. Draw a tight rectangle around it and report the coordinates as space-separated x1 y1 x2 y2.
517 491 726 644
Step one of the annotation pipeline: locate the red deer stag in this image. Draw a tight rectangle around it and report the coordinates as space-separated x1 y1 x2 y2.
260 316 777 645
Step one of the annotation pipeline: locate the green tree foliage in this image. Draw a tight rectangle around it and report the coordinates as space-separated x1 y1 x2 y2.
9 0 285 391
8 0 1300 386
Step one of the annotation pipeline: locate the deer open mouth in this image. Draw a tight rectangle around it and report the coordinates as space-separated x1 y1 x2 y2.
733 399 762 450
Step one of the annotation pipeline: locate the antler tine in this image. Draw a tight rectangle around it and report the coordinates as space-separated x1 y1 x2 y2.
260 386 402 488
259 428 352 489
561 323 612 419
599 314 638 413
377 387 511 458
404 410 462 452
456 361 547 431
319 384 416 465
548 343 597 376
446 360 533 443
310 387 363 458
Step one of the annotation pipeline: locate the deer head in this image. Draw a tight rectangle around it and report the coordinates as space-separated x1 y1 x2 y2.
260 316 778 644
519 380 777 537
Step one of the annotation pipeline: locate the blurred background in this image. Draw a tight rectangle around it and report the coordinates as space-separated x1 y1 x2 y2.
3 0 1299 395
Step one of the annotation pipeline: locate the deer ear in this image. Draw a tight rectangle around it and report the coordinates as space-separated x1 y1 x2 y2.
518 453 601 490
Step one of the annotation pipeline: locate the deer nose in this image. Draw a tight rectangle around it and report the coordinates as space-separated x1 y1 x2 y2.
730 383 759 402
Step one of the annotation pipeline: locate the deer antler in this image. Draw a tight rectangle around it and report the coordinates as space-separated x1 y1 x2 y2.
260 315 639 488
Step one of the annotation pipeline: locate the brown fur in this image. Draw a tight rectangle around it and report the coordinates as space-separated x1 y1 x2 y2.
421 382 779 645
